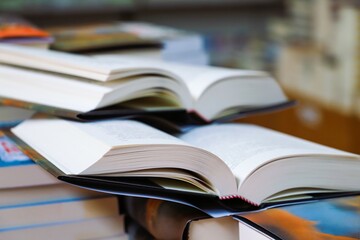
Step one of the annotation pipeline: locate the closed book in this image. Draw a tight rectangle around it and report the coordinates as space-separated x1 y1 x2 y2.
0 216 126 240
0 183 105 209
0 196 119 231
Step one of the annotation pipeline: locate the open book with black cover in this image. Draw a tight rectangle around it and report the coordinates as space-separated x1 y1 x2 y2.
10 118 360 217
0 43 290 125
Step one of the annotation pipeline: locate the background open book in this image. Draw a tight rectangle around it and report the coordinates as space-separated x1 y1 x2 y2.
0 43 290 125
10 118 360 216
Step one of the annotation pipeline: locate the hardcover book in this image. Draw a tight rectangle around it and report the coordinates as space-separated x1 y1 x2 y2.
10 118 360 216
0 43 290 125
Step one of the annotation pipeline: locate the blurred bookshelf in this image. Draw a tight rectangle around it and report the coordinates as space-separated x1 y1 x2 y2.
1 0 284 70
0 0 134 14
133 2 284 70
0 0 135 25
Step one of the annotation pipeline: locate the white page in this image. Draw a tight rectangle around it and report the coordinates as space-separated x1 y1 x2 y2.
71 120 237 195
0 64 109 112
95 55 267 100
71 119 187 147
179 124 355 182
11 119 187 174
12 118 240 196
0 64 191 112
0 43 162 81
11 119 111 175
176 67 269 100
0 43 121 73
0 43 269 95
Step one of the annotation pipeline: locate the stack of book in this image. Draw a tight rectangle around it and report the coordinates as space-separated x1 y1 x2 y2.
0 14 52 128
47 21 209 65
0 131 127 239
0 14 53 48
0 42 359 239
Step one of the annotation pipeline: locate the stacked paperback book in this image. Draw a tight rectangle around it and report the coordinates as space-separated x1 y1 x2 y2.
0 42 359 239
0 131 127 240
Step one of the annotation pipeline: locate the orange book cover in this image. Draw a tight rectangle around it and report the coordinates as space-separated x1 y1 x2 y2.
0 14 49 39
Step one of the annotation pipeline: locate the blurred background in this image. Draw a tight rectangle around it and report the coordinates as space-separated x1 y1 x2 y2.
1 0 359 154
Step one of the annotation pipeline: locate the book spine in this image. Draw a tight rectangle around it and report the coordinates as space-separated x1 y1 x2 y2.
122 196 207 240
219 195 259 207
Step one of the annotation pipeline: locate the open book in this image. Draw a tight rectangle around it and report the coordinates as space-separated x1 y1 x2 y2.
10 118 360 215
0 43 288 123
